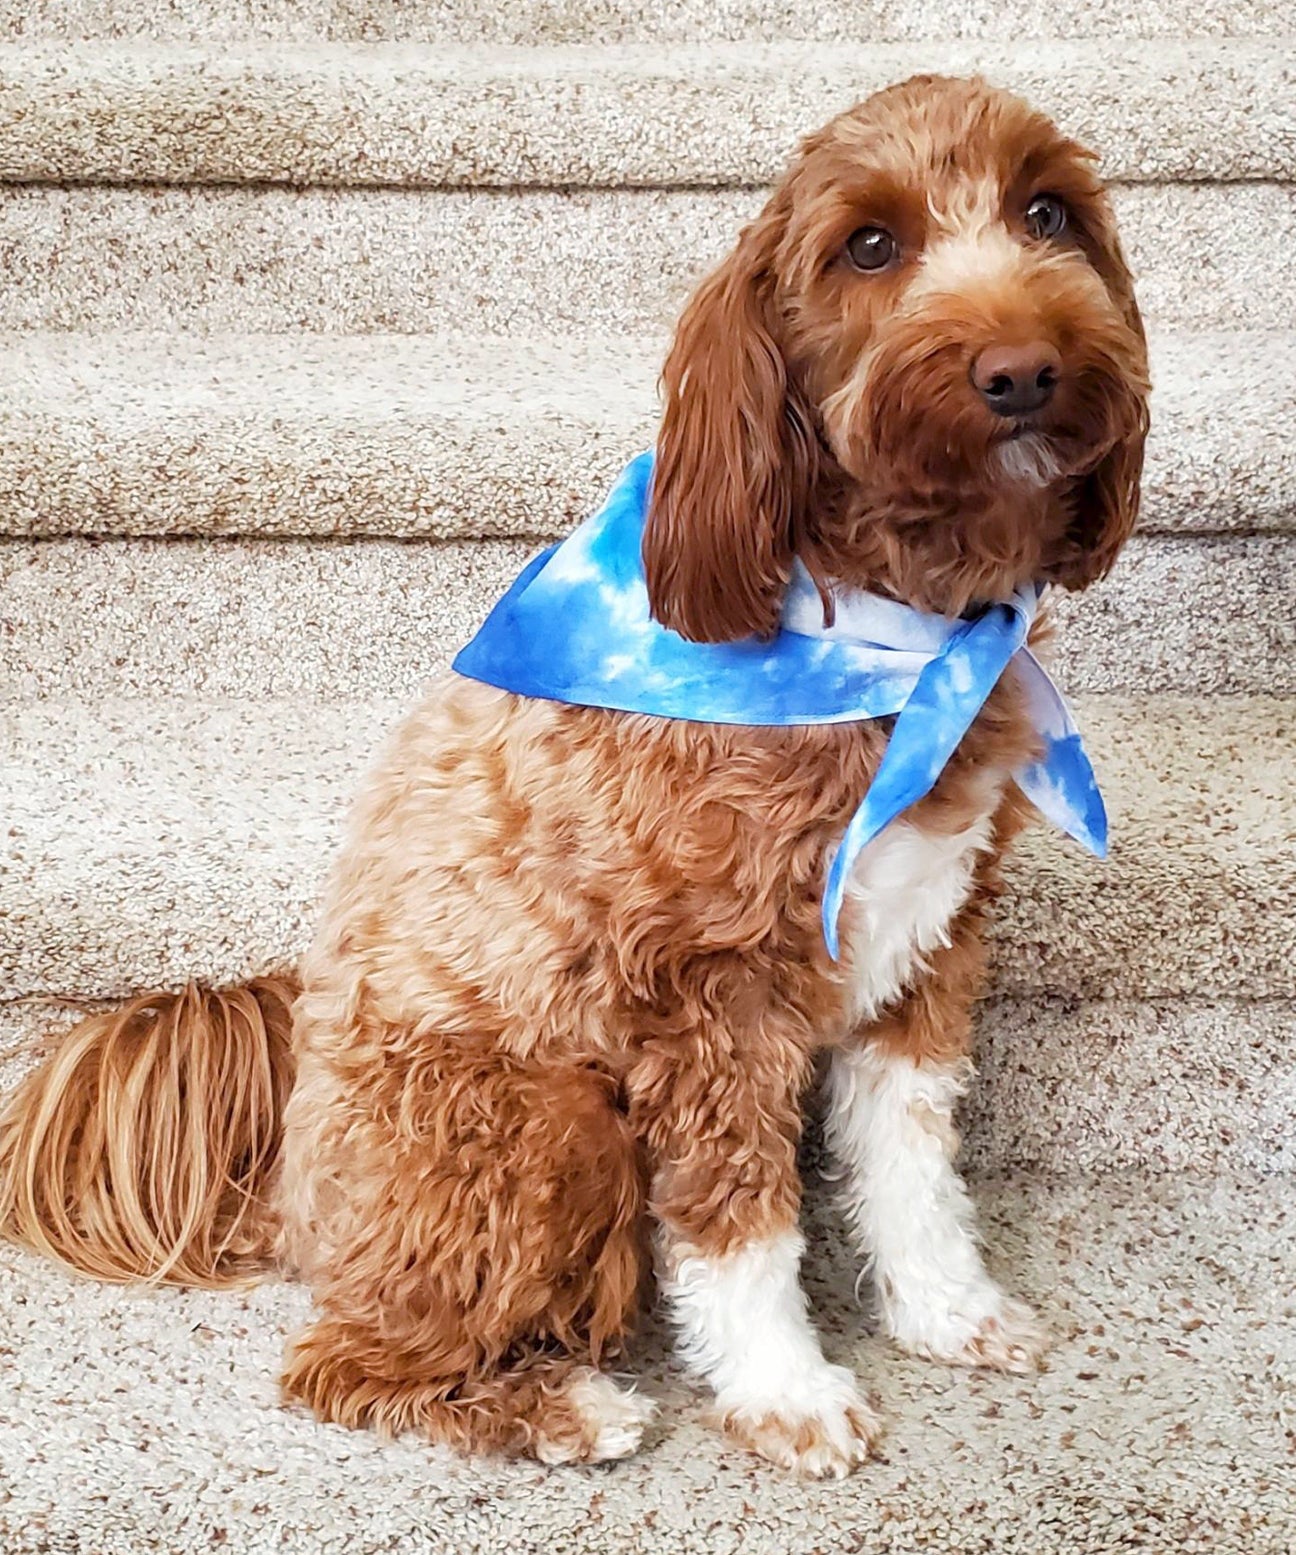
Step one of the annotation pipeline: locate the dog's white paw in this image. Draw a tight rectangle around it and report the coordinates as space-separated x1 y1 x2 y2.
534 1370 656 1465
718 1363 882 1479
888 1285 1047 1374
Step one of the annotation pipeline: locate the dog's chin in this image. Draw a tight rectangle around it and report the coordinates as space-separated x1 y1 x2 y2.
991 431 1065 490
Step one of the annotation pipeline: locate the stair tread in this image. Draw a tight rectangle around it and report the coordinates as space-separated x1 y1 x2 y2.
0 184 1286 337
5 987 1291 1179
2 0 1288 45
0 37 1292 186
3 533 1292 702
0 693 1291 1004
0 1168 1290 1553
1 327 1291 539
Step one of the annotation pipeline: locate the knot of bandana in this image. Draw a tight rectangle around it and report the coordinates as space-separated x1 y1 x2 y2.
453 451 1106 959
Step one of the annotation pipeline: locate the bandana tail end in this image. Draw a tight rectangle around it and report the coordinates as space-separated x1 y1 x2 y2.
1015 734 1109 859
1012 649 1108 859
822 802 890 963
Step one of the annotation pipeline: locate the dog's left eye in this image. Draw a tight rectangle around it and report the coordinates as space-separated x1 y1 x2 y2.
1024 195 1068 240
845 227 898 272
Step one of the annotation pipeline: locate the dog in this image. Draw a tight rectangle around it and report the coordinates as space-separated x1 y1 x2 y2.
0 75 1149 1479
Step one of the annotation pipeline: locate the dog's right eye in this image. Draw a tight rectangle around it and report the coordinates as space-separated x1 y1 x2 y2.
1024 195 1068 240
845 227 898 272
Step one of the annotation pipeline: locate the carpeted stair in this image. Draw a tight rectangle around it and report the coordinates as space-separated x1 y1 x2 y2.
0 4 1293 1552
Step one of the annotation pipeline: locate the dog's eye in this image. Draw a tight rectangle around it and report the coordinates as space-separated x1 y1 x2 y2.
845 227 897 272
1024 195 1068 240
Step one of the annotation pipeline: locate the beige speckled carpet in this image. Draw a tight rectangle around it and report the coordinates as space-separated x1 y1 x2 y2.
0 3 1293 1550
0 330 1290 540
0 40 1290 186
2 1175 1293 1555
0 186 1291 337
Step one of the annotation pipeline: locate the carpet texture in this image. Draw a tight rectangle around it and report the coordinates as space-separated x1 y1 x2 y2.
0 184 1291 337
1 40 1291 187
2 535 1292 701
4 986 1293 1181
0 329 1290 540
0 695 1291 1006
0 1173 1292 1554
0 0 1288 43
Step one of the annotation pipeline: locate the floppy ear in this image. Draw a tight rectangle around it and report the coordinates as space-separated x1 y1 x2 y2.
1060 415 1148 587
643 213 823 642
1054 195 1151 590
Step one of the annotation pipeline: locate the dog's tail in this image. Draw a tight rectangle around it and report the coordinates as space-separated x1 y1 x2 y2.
0 976 298 1288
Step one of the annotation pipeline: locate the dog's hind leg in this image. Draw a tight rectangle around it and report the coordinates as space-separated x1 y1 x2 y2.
283 1324 653 1463
278 1033 653 1463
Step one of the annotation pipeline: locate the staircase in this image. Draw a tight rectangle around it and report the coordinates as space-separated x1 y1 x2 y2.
0 2 1292 1550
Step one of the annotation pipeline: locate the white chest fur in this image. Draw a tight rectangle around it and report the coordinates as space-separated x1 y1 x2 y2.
840 776 1005 1028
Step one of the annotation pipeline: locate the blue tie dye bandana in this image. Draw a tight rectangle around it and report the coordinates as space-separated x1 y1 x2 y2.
453 451 1106 959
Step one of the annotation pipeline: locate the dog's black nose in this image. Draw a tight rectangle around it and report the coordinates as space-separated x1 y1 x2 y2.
972 342 1061 417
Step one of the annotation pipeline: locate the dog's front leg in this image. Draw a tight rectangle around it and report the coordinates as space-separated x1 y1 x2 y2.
825 918 1047 1372
631 1021 880 1478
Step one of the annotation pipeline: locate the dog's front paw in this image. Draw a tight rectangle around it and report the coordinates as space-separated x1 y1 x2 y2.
889 1287 1047 1374
718 1365 882 1479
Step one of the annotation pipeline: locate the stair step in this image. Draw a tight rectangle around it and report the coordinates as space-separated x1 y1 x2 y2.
0 695 1290 1011
1 0 1285 44
962 998 1295 1178
1 40 1290 188
2 535 1290 701
0 183 1288 335
5 991 1290 1180
0 1170 1290 1553
1 329 1290 540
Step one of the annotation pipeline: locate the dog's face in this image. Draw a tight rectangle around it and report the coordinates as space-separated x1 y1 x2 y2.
645 75 1151 639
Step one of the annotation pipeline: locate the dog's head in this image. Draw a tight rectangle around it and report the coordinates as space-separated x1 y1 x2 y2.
644 75 1151 638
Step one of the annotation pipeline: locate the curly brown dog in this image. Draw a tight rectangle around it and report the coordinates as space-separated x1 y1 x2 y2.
1 75 1149 1478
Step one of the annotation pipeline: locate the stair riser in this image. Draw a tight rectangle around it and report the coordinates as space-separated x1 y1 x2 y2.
0 0 1283 42
0 184 1289 335
1 42 1289 187
2 328 1291 540
961 998 1296 1178
2 535 1290 702
3 996 1291 1177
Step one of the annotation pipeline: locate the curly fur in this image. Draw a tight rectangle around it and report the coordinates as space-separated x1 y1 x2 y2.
1 75 1149 1477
